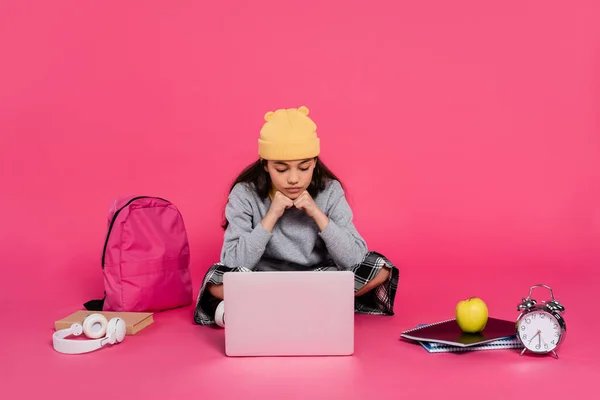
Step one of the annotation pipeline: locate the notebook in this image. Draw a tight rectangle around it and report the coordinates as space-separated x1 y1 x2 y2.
400 317 517 347
413 323 524 353
419 336 523 353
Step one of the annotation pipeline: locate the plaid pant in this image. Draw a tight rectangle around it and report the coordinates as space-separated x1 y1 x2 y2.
193 251 399 325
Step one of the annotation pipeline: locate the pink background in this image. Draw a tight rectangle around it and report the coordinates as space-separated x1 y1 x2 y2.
1 0 598 398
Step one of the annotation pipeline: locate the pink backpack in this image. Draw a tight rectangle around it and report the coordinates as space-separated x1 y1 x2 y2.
85 196 193 312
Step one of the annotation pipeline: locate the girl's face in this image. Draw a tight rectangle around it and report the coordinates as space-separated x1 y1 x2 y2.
264 158 316 199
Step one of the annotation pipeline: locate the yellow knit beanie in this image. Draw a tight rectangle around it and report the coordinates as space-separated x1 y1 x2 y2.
258 106 320 160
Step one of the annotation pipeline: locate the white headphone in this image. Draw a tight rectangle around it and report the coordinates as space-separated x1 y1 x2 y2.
52 313 126 355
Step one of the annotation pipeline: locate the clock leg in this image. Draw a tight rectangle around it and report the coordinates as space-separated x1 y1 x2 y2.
520 347 527 356
551 349 558 359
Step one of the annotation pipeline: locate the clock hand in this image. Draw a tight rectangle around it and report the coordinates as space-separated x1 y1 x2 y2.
528 330 540 344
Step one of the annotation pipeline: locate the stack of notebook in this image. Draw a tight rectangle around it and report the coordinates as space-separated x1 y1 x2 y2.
400 317 524 353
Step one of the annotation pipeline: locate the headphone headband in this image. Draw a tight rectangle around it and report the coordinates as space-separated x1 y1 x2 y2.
52 314 126 355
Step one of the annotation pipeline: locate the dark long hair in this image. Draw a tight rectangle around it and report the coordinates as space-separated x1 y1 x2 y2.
222 157 343 229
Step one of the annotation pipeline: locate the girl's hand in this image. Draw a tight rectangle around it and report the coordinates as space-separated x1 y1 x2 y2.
261 191 293 232
294 191 330 231
293 191 319 218
269 191 294 218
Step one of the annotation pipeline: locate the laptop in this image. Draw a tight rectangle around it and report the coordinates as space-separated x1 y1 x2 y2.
222 270 355 357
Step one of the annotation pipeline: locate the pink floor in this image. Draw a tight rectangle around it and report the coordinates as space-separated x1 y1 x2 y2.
2 1 599 398
2 270 597 399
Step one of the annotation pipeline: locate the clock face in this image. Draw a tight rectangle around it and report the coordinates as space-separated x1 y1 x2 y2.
517 310 562 352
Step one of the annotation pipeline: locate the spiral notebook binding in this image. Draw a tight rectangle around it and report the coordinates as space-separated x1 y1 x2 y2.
421 338 523 353
426 337 520 348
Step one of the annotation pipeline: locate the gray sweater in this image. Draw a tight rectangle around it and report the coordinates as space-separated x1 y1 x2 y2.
220 179 368 270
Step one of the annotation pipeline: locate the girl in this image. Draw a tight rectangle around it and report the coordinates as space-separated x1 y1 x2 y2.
194 106 399 327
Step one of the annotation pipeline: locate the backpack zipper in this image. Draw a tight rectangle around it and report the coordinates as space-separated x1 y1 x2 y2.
101 196 169 268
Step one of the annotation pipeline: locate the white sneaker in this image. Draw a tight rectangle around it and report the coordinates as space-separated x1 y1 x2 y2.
214 300 225 328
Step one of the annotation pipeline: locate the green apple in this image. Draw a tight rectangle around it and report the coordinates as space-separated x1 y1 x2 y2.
455 296 489 333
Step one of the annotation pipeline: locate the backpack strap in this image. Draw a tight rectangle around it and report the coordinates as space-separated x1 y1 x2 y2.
84 292 105 311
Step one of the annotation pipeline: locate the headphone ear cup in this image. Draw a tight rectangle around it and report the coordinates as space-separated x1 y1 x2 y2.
106 318 126 344
82 313 108 339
